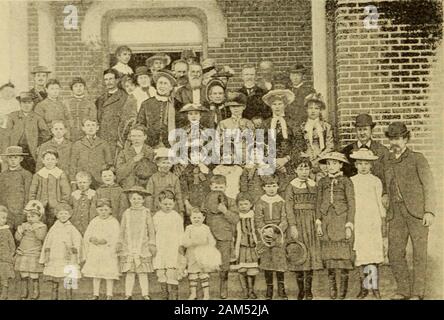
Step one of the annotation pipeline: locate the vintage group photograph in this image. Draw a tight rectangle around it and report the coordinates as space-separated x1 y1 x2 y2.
0 0 442 301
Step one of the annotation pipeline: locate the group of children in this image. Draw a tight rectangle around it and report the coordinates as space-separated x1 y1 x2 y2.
0 141 386 300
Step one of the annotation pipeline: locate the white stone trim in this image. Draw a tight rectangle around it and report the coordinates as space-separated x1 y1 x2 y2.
311 0 328 101
81 0 227 49
37 2 56 74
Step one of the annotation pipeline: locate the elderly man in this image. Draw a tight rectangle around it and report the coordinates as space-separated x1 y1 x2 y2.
95 69 128 157
287 64 315 127
136 69 177 148
257 60 274 92
174 62 208 128
29 66 51 105
238 65 270 120
384 122 435 300
172 59 189 89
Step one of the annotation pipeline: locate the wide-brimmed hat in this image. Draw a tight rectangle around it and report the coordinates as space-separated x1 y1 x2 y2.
304 92 326 109
123 186 151 196
286 241 308 266
355 113 376 128
31 65 51 74
211 66 235 79
145 54 171 68
154 147 172 161
152 69 177 86
262 89 295 107
318 151 350 164
0 146 29 156
288 63 306 74
179 103 209 113
16 91 34 103
135 66 151 77
202 59 216 74
0 82 14 91
205 78 226 101
385 122 410 139
225 91 247 107
350 149 379 161
24 200 45 217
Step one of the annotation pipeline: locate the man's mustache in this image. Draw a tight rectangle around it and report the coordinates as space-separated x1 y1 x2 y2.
390 144 401 151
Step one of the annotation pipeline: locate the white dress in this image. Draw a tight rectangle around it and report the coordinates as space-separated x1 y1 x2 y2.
351 173 386 266
153 210 184 269
81 216 121 280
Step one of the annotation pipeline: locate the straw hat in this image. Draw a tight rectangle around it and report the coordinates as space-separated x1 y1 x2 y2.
179 103 209 113
0 146 29 156
262 89 295 107
304 92 326 109
350 149 379 161
318 151 350 164
286 241 308 266
152 69 177 86
16 92 34 103
145 54 171 67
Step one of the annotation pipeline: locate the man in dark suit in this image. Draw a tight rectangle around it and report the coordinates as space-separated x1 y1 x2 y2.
238 65 271 120
342 114 390 187
384 122 435 300
29 66 51 105
287 64 315 128
95 69 128 158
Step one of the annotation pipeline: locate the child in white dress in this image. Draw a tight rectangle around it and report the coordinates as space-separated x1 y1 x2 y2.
39 203 83 300
153 190 184 300
182 208 221 300
82 198 120 300
350 149 385 299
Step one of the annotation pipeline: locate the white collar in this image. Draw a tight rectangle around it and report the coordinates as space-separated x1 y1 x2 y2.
294 81 304 89
357 140 372 148
133 145 143 154
260 194 284 204
328 171 343 179
37 167 63 179
108 88 118 95
239 210 254 219
290 177 316 188
395 147 407 159
113 62 134 74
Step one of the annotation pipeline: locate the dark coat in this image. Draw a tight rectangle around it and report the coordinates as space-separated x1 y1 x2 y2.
385 148 435 220
95 89 128 151
174 84 208 128
29 87 47 105
342 139 390 191
238 85 271 120
71 136 113 184
7 111 51 159
287 83 315 127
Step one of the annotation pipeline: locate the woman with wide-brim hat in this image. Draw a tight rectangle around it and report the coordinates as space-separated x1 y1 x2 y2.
349 148 385 300
146 54 172 74
300 92 334 169
261 89 306 192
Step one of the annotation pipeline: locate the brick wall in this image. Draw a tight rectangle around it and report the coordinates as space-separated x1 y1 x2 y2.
334 0 443 169
212 0 313 89
27 0 313 97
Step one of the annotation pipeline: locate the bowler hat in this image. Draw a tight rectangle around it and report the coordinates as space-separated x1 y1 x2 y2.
355 113 376 128
318 151 350 164
16 92 34 103
262 89 295 107
385 122 410 139
31 66 51 74
286 241 308 266
152 69 177 86
225 91 247 107
179 103 209 113
0 146 29 156
288 63 306 74
146 54 171 68
135 66 151 77
304 92 326 109
123 186 151 196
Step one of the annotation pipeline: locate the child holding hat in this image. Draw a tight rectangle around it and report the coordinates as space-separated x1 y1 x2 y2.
350 149 385 299
14 200 47 300
315 151 355 300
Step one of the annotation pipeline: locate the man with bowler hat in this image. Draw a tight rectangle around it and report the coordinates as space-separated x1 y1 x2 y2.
384 122 435 300
342 114 390 189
